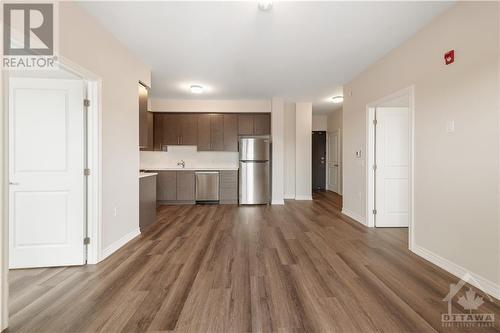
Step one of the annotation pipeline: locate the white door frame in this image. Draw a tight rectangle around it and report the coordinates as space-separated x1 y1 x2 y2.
366 86 415 249
1 57 102 329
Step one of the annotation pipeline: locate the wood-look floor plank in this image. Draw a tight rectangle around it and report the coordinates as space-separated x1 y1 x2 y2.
7 191 500 333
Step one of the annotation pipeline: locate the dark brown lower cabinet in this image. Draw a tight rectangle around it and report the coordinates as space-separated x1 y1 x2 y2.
176 171 195 202
157 171 177 201
155 169 236 205
155 170 195 204
220 170 238 204
139 175 157 231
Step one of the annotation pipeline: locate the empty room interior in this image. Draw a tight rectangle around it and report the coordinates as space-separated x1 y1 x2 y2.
2 1 500 332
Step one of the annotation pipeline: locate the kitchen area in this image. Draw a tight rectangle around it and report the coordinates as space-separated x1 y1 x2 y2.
138 83 272 231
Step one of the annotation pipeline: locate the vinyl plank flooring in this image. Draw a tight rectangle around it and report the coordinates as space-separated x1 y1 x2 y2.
8 191 500 333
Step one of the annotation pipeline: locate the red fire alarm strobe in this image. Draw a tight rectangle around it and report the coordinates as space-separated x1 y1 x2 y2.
445 50 454 65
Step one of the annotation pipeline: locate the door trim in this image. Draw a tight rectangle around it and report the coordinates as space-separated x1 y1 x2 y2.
1 57 102 329
365 86 415 249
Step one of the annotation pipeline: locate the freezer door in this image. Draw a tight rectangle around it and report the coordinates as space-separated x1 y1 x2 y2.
239 161 270 204
239 137 270 161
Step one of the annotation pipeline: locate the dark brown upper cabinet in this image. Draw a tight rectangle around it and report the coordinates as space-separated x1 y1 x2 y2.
153 112 270 151
139 83 154 150
254 114 271 135
197 114 211 151
179 114 198 145
238 113 271 136
162 114 180 145
210 114 224 151
238 115 254 135
153 113 163 151
153 113 197 148
223 114 238 151
145 111 154 150
197 114 229 151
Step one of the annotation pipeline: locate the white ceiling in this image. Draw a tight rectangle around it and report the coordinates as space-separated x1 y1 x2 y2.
79 1 453 114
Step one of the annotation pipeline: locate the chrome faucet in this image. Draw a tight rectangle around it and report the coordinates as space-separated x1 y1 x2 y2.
177 160 186 168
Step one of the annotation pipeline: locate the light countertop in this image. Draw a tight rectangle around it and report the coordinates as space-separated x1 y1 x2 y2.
139 172 158 179
141 167 238 171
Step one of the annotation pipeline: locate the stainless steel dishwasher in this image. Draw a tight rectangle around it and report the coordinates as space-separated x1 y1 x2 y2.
195 171 220 203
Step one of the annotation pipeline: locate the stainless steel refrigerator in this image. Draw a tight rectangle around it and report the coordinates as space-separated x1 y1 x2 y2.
239 136 271 205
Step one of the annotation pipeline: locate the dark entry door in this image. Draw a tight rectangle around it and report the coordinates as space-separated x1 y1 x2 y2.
312 131 326 190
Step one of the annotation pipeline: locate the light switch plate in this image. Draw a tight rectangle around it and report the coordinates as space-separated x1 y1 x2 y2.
446 120 455 133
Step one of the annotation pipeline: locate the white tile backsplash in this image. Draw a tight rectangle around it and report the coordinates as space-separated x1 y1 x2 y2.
140 146 239 169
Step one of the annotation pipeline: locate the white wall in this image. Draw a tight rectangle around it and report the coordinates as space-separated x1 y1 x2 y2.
295 103 312 200
151 99 271 113
284 103 296 199
60 3 151 251
271 98 285 204
343 2 500 287
312 115 328 131
327 109 342 133
0 2 152 328
140 147 238 169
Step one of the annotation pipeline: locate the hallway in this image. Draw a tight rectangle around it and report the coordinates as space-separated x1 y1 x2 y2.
8 192 500 332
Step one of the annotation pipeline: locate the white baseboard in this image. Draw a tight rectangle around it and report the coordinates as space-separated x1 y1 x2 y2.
284 194 295 200
412 244 500 299
271 199 285 205
100 228 141 261
341 208 366 226
295 195 313 201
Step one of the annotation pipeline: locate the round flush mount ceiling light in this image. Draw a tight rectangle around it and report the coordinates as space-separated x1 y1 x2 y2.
331 96 344 104
258 1 273 11
190 85 204 94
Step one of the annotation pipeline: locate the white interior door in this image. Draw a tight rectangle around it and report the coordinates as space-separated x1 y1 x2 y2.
375 107 409 227
9 77 86 268
327 130 340 194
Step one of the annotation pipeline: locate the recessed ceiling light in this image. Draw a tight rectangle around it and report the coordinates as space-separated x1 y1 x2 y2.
190 85 204 94
258 1 273 11
331 96 344 104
